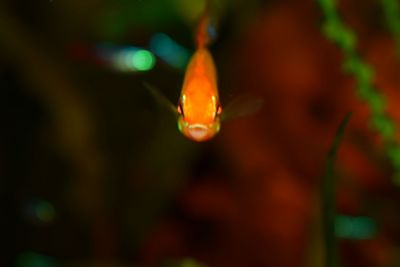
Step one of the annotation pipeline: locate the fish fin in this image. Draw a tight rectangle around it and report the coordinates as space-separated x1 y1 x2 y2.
221 94 264 122
143 82 178 116
195 0 220 48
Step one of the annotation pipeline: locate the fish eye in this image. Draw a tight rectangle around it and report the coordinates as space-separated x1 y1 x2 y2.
177 104 184 117
216 105 222 117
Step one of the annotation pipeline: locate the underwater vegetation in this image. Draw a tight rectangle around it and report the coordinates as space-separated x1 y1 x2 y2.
322 113 351 267
318 0 400 186
2 0 400 267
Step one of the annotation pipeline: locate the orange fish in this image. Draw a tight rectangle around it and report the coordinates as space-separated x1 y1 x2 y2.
177 14 221 141
145 9 263 142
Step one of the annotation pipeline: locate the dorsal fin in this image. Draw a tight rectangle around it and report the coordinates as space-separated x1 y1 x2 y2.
195 1 211 49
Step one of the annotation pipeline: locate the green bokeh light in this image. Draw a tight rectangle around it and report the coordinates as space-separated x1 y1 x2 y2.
35 201 55 223
17 252 57 267
162 258 206 267
335 215 377 240
132 50 155 71
181 258 204 267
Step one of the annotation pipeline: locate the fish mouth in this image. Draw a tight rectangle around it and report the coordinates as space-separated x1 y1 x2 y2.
187 124 209 141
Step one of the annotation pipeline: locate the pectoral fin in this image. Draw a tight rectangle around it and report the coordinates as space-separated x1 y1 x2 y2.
221 94 264 121
143 82 178 117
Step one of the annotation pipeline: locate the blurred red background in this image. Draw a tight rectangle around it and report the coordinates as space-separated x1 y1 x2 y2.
2 0 400 267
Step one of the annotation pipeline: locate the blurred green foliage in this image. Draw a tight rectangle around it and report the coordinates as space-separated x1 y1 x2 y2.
317 0 400 185
381 0 400 56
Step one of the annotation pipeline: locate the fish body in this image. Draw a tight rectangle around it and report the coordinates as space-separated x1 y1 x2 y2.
177 14 222 142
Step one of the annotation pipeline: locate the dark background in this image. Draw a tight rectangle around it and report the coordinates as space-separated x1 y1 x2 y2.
2 0 400 266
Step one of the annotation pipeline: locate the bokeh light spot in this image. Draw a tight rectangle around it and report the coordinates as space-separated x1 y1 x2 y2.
150 33 191 70
17 252 57 267
107 46 155 72
35 201 55 223
24 199 56 224
335 215 377 240
180 258 205 267
132 50 155 71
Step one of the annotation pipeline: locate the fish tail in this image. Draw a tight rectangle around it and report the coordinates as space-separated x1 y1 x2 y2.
196 2 211 49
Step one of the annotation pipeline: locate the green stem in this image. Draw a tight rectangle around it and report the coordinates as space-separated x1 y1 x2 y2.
322 112 352 267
